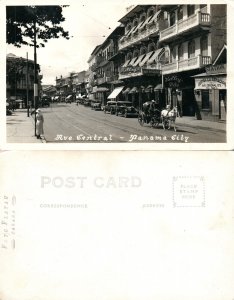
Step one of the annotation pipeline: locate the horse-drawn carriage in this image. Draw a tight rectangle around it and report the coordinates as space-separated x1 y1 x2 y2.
138 101 177 131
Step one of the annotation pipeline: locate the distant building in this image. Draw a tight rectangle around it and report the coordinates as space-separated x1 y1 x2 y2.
41 85 57 98
55 70 89 102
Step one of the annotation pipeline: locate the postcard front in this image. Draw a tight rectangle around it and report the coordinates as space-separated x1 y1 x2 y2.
0 151 234 300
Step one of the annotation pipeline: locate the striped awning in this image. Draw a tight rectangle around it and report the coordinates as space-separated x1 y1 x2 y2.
145 85 154 93
126 25 137 36
129 86 139 94
132 54 146 66
139 51 155 67
147 48 165 65
122 87 131 94
128 56 139 66
122 59 130 67
131 20 145 34
147 10 161 24
138 10 161 30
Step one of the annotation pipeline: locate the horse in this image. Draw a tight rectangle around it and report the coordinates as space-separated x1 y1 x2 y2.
161 106 178 132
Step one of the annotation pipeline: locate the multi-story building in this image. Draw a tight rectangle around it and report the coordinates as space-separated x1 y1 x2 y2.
158 4 227 120
71 71 87 96
6 53 41 108
117 5 167 110
55 73 75 101
116 4 226 121
88 26 125 106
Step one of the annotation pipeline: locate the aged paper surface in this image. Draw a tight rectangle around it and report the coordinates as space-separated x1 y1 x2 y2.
0 151 234 300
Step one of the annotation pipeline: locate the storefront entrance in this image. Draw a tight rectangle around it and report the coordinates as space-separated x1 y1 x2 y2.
182 89 195 116
219 90 226 121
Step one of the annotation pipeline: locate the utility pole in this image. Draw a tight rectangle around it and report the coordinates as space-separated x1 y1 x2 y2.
33 18 38 136
26 52 29 117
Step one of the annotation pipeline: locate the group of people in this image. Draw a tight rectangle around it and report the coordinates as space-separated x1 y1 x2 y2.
143 100 171 117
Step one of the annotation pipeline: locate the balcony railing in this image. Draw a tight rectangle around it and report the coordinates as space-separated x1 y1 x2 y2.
160 12 211 42
162 55 211 74
119 22 159 50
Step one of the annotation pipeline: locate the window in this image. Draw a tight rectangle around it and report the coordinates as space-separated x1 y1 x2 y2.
200 4 207 13
187 5 195 17
170 11 176 26
178 6 183 21
178 44 184 61
188 40 195 58
201 90 210 109
171 47 176 62
20 74 26 88
201 36 208 56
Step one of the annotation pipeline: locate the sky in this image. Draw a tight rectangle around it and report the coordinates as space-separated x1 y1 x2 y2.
6 3 130 85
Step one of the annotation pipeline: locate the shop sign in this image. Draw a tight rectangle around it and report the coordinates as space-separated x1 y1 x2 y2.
120 66 141 75
195 76 226 89
164 74 183 88
142 68 160 76
205 64 226 75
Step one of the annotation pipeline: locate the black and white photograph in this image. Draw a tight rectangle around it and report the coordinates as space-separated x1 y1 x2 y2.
3 2 231 149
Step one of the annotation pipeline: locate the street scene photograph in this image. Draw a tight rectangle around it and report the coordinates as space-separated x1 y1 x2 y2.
5 3 227 144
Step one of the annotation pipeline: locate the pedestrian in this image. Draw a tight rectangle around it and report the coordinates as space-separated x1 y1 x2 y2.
35 109 44 139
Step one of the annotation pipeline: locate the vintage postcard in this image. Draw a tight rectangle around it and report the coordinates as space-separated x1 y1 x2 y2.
0 150 234 300
1 0 233 150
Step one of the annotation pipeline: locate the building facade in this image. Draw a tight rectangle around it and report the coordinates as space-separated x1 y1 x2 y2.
159 4 227 120
87 26 125 107
55 70 90 102
86 4 226 121
6 53 42 108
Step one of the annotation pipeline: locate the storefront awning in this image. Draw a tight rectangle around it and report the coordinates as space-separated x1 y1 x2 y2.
129 87 139 94
147 48 165 65
126 25 137 36
122 59 130 67
147 10 161 25
107 86 125 99
145 85 154 93
139 51 154 67
128 56 139 66
154 84 163 91
132 54 146 66
122 87 131 94
138 10 161 30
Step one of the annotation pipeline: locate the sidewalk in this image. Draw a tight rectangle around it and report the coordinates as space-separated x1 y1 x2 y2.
6 109 45 143
175 116 226 132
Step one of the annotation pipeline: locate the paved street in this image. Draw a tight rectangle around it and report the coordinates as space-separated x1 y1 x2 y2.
42 103 226 143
